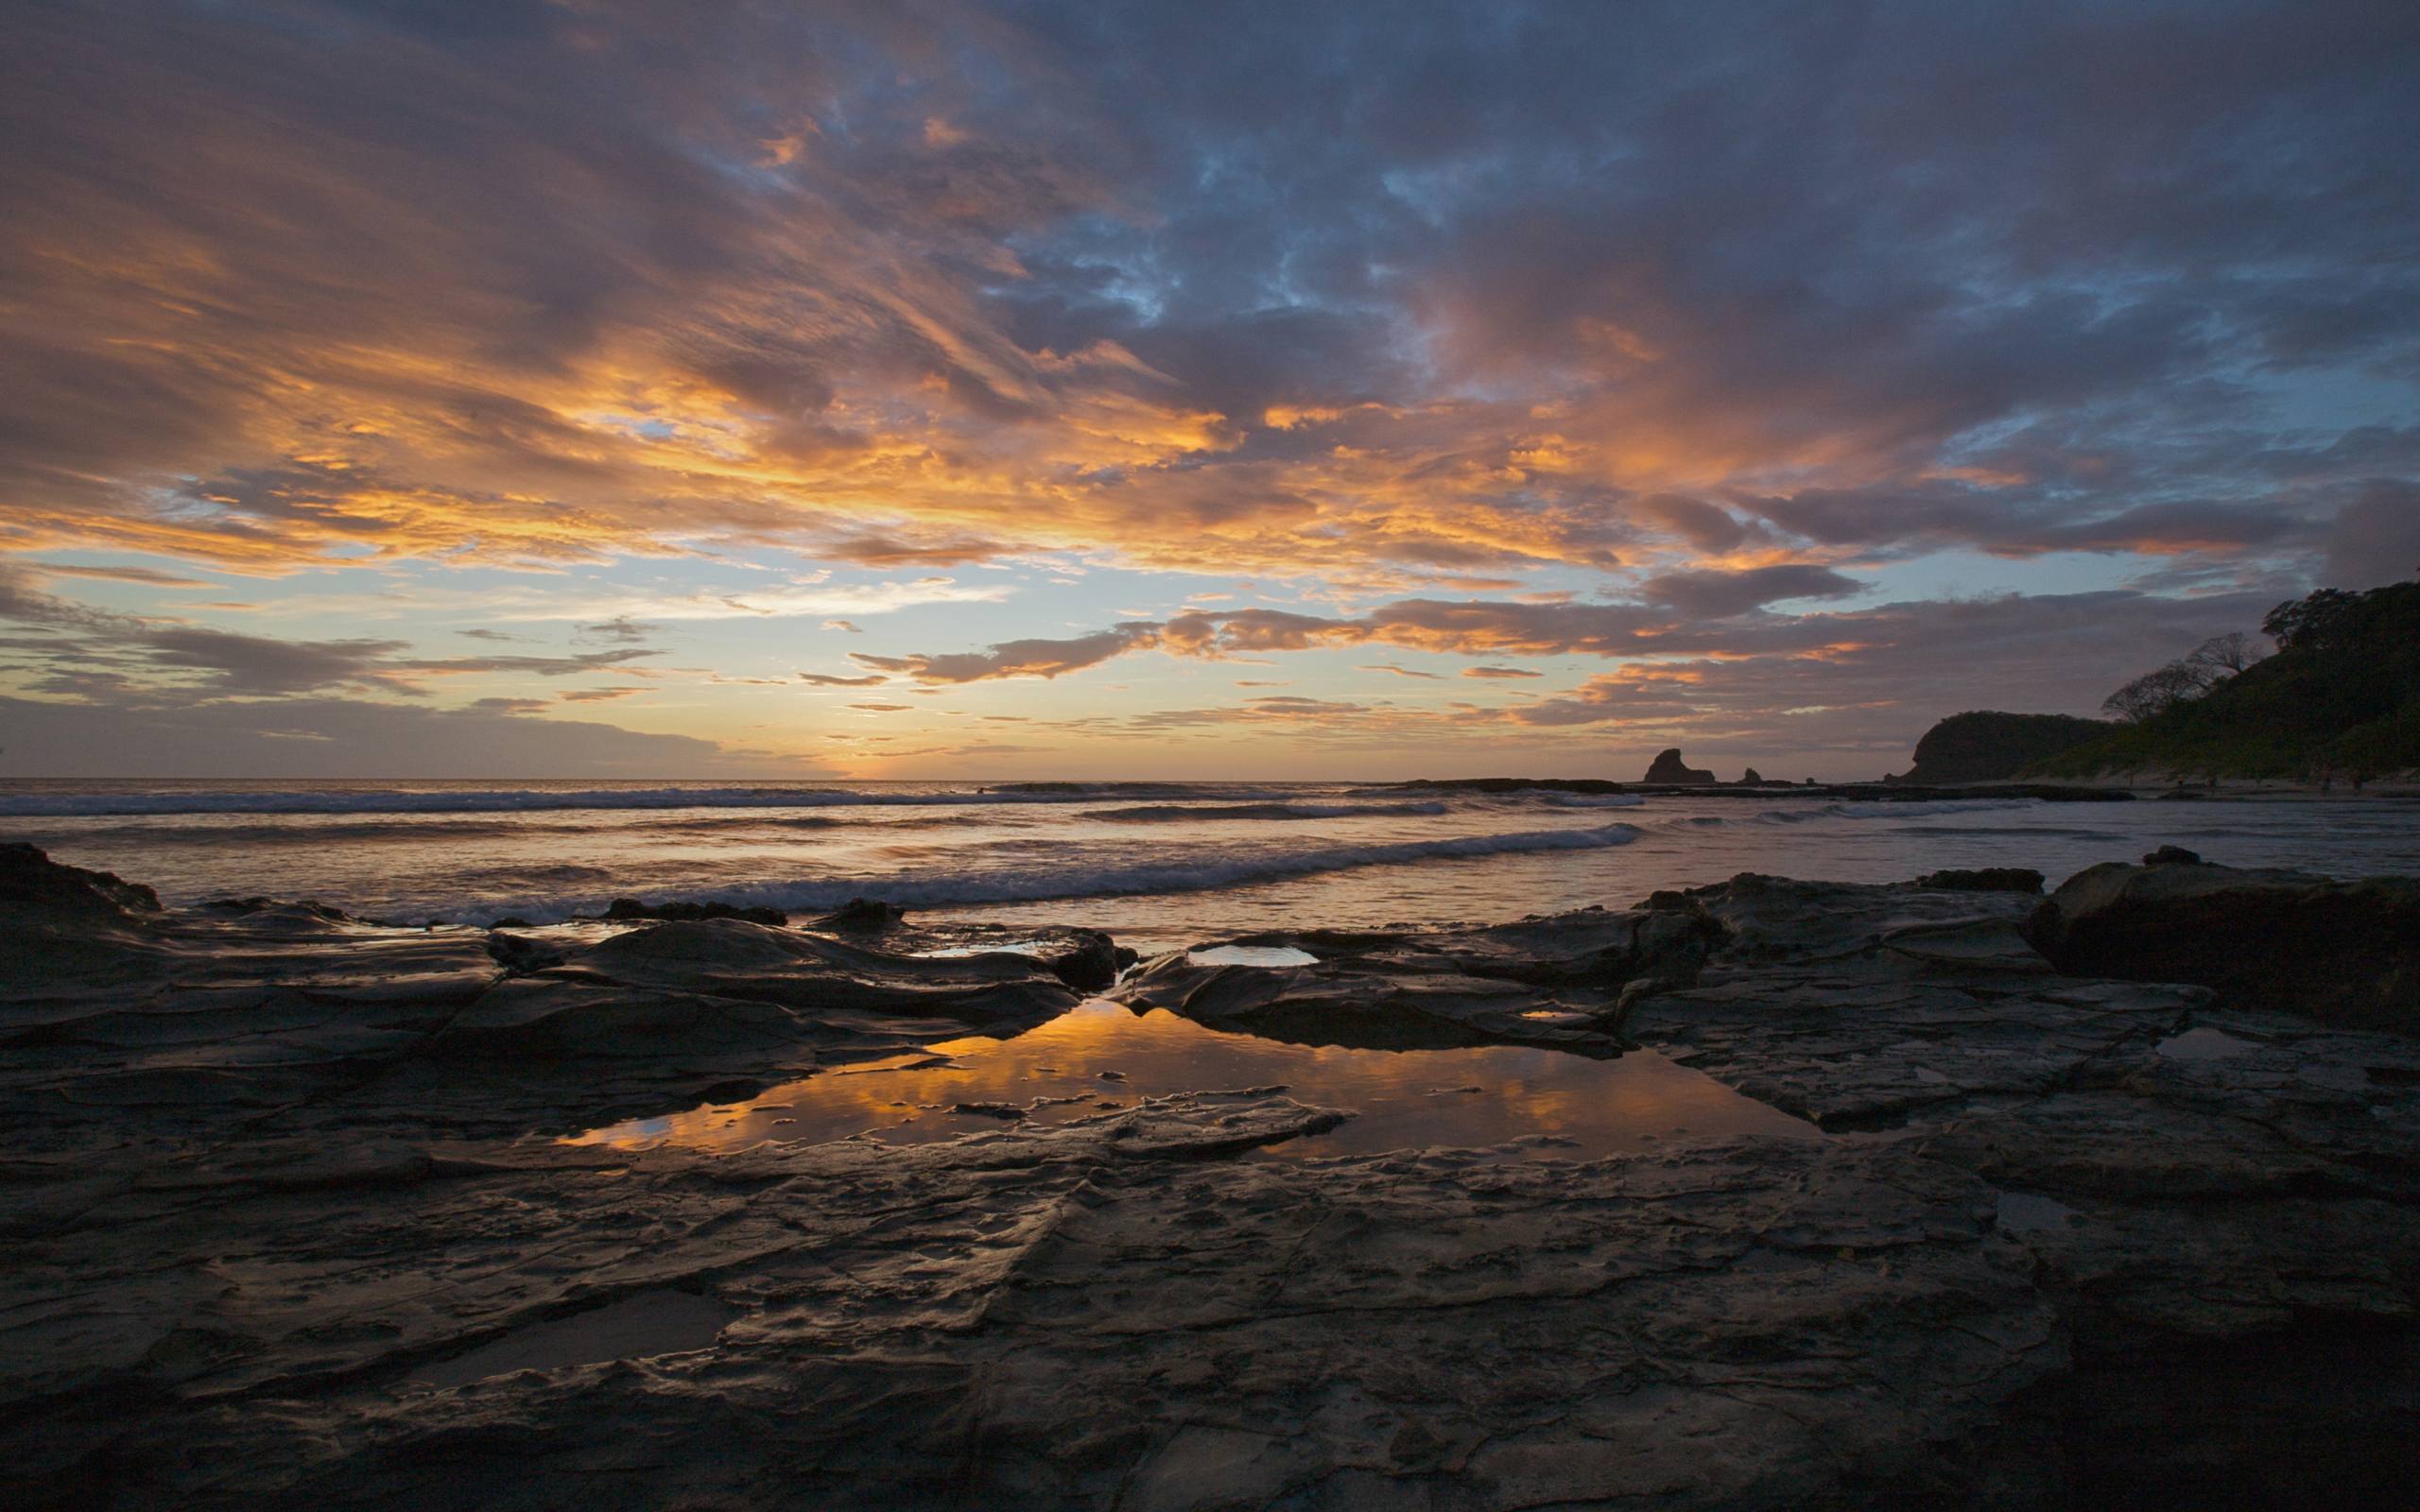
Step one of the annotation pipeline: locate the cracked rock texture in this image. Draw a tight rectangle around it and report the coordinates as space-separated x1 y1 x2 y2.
3 845 2417 1509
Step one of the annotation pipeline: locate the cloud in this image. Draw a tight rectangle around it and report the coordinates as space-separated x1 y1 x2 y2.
2 2 2415 776
1637 565 1869 619
575 615 658 644
852 624 1162 683
137 628 413 696
20 561 216 588
0 0 2406 598
1356 662 1443 679
0 694 779 780
1462 665 1541 679
797 671 889 687
1631 497 1755 556
530 580 1010 623
2322 482 2420 590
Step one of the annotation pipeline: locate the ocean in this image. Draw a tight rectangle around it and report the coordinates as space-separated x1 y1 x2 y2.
7 779 2417 950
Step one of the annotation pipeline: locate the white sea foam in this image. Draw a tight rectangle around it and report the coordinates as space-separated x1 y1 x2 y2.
475 820 1648 922
1754 799 2042 823
1085 800 1452 823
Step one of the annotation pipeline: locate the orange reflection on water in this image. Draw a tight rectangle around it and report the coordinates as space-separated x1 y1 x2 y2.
568 1001 1814 1160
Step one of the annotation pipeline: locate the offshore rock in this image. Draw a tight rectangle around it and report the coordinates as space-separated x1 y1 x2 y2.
1640 747 1717 784
599 896 787 926
1915 867 2046 893
2026 858 2420 1030
0 841 161 921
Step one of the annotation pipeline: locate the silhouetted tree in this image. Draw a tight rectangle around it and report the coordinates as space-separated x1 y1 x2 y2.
2101 662 2208 722
2185 631 2265 679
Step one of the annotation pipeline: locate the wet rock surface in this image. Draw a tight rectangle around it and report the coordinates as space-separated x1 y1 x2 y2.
2027 852 2420 1030
2 845 2416 1509
1114 900 1721 1053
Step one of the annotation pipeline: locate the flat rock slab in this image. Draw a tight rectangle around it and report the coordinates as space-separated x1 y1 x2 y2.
1 848 1097 1154
7 1129 2073 1511
1624 875 2207 1129
6 849 2419 1508
1115 902 1723 1053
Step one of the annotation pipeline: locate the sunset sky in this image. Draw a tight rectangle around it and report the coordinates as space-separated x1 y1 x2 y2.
4 0 2416 780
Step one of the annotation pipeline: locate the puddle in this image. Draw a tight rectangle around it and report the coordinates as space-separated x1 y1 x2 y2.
569 1000 1816 1160
410 1290 736 1387
915 940 1054 959
1187 944 1320 968
2156 1026 2257 1061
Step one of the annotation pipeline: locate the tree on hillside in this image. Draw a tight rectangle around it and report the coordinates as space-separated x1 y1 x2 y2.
2040 576 2420 783
2100 632 2271 722
2186 631 2265 678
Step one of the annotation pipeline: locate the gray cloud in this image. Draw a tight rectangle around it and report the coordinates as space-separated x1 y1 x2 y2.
2323 482 2420 589
0 693 761 780
797 670 889 687
853 624 1162 683
1637 566 1868 619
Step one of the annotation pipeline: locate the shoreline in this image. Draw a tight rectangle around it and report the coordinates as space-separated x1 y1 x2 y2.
4 842 2416 1508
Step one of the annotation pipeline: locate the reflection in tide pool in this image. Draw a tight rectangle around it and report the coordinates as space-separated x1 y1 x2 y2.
1186 944 1320 968
569 1000 1816 1160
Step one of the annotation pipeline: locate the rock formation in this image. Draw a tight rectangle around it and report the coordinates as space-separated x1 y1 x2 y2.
1641 747 1717 784
2026 850 2420 1030
4 844 2416 1509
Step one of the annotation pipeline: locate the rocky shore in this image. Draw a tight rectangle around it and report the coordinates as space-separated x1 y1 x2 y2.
3 842 2415 1509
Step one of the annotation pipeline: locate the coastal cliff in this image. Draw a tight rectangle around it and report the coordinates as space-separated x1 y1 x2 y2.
1887 710 2108 784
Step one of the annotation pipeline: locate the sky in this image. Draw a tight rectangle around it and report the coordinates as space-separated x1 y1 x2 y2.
3 0 2416 781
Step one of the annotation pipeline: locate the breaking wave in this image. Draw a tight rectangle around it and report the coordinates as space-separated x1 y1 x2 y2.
1084 800 1452 823
1754 799 2041 824
481 820 1648 922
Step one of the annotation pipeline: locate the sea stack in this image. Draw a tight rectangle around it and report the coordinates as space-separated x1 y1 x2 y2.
1642 748 1718 784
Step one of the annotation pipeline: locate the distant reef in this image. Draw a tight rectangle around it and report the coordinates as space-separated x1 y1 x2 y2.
1886 711 2110 785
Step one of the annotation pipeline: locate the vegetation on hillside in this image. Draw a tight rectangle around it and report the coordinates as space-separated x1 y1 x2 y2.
2031 578 2420 785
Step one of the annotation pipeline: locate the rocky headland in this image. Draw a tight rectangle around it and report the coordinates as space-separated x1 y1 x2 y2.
3 841 2416 1509
1886 710 2112 785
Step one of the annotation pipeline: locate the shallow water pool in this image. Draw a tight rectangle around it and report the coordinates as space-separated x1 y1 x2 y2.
569 1000 1816 1160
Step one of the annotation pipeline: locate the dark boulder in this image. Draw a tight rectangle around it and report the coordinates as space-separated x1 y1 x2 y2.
0 842 160 922
1641 748 1717 784
1914 868 2046 894
1041 930 1127 992
810 898 907 930
600 897 787 927
2027 859 2420 1031
201 896 353 922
